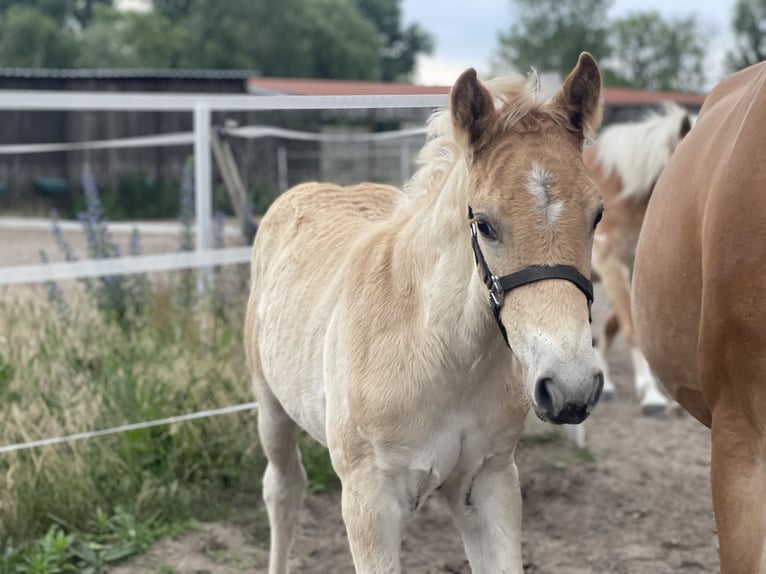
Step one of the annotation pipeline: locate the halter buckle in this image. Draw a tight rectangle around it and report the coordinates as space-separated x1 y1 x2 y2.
489 275 504 311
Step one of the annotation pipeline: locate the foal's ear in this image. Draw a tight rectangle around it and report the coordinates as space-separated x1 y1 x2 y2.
550 52 603 140
451 68 496 151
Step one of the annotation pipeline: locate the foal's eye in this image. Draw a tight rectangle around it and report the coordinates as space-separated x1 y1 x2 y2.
476 220 497 240
593 208 604 229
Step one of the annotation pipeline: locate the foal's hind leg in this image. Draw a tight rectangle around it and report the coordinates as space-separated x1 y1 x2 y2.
257 381 307 574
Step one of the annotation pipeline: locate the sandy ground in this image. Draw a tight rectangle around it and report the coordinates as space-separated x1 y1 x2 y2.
112 299 717 573
0 219 718 573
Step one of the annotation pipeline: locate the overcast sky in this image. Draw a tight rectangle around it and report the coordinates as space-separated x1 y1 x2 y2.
402 0 736 90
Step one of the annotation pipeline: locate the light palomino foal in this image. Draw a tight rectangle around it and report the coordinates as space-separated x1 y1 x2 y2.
245 52 605 574
583 104 692 415
633 60 766 574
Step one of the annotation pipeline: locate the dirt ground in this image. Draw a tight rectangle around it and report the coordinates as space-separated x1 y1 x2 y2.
1 219 718 573
112 294 717 574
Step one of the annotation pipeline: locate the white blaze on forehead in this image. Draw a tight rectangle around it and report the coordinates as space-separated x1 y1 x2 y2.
527 162 563 224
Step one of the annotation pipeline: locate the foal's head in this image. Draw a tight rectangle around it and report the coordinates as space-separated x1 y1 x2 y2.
452 53 604 424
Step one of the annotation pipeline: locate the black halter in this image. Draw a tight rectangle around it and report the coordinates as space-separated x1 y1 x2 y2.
468 206 594 348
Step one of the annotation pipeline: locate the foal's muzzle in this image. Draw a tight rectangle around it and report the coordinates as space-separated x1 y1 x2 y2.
534 371 604 425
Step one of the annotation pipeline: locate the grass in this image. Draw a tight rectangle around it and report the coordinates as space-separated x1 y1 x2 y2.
0 279 339 572
0 168 337 572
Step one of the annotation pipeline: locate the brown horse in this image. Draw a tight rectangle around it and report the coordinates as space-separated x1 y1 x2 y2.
584 104 693 415
245 53 605 573
633 61 766 573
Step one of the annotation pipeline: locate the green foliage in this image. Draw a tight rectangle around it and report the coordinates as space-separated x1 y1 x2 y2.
726 0 766 72
0 510 194 574
179 0 382 79
0 0 432 81
495 0 613 76
495 0 708 93
605 11 707 92
0 0 74 23
0 0 112 27
0 352 14 391
0 284 261 545
0 6 78 68
249 181 281 217
65 176 180 221
152 0 192 23
298 0 383 80
353 0 434 81
77 5 185 68
299 435 340 493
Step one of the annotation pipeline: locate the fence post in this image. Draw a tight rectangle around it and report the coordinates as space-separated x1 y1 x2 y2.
277 146 288 191
194 102 212 292
400 140 411 185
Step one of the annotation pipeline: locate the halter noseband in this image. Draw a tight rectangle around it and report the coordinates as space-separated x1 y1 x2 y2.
468 206 594 348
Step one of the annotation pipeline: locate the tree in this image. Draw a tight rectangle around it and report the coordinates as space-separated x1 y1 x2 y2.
605 11 706 92
179 0 310 73
0 0 112 27
495 0 612 76
0 5 78 68
181 0 382 79
78 5 184 68
353 0 433 81
726 0 766 72
299 0 382 80
152 0 192 24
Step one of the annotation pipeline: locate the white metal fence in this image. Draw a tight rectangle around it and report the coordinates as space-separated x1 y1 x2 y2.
0 90 447 451
0 90 447 286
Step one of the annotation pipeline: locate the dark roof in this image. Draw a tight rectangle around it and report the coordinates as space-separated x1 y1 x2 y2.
248 76 707 106
0 68 259 80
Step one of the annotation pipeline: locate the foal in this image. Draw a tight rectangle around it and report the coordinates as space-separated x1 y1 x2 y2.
584 104 692 414
245 53 605 573
633 60 766 573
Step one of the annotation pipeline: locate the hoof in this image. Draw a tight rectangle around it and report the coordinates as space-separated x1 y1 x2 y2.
641 403 666 417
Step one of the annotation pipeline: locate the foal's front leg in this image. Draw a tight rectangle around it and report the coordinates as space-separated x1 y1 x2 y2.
339 465 411 574
443 455 524 574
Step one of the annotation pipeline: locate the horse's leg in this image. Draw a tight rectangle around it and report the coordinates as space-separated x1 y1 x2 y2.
597 253 668 414
594 312 619 400
710 400 766 573
443 456 523 574
256 380 307 574
338 466 409 573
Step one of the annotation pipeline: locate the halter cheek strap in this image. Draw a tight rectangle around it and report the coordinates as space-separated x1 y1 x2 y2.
468 206 594 348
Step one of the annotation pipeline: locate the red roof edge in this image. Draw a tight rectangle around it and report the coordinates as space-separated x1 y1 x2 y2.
247 77 706 106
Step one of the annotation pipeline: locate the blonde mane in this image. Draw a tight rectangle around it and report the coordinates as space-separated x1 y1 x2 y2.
595 102 690 201
404 71 568 199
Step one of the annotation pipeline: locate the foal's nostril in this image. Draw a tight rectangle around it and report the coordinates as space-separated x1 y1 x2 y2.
592 371 605 404
535 377 556 415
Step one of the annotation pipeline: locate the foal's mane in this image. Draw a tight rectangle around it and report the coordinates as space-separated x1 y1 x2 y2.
594 102 690 201
404 71 577 199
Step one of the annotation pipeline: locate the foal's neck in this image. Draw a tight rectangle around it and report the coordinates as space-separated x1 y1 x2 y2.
394 161 496 359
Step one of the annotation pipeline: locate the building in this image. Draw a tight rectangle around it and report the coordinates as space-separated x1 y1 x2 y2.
0 69 706 214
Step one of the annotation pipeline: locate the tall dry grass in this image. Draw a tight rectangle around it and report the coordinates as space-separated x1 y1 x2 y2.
0 277 263 546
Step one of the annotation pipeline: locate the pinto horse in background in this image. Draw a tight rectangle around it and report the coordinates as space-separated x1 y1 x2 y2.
584 104 693 414
245 53 605 574
633 61 766 573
